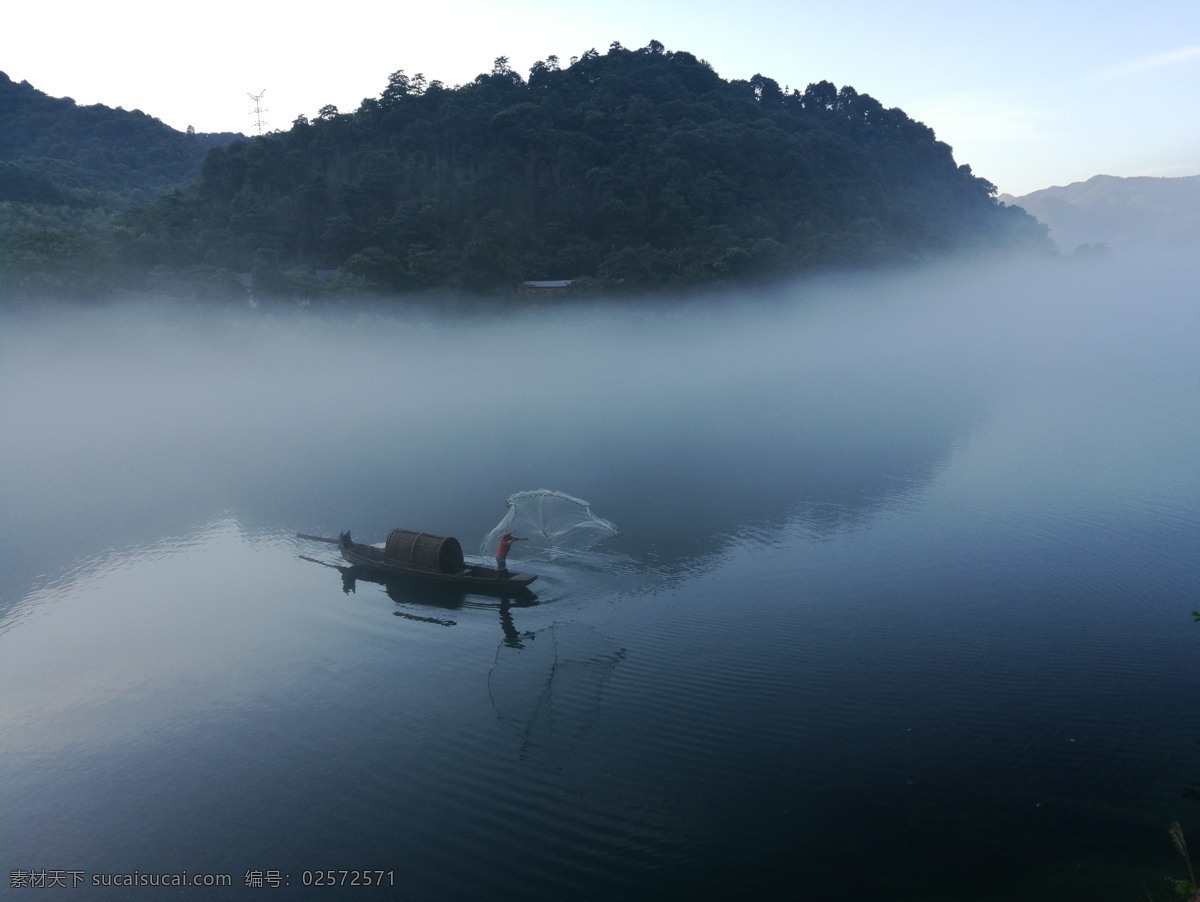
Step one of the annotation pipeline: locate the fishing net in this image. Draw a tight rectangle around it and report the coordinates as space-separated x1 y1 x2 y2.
480 490 620 559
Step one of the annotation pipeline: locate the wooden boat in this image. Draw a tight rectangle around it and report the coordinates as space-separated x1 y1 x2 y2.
299 529 537 594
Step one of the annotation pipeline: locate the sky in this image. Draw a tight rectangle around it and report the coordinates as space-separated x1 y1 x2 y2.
3 0 1198 196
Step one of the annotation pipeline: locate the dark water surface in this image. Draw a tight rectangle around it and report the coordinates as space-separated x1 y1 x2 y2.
2 257 1198 900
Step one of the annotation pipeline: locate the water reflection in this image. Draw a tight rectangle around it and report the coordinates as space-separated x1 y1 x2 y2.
303 554 540 645
487 620 626 766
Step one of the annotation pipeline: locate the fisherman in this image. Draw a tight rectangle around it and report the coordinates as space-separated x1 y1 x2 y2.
495 531 527 575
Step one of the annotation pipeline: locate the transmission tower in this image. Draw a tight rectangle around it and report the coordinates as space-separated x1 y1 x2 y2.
247 90 268 135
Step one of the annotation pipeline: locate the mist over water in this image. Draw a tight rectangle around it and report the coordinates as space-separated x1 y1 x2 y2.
1 253 1198 900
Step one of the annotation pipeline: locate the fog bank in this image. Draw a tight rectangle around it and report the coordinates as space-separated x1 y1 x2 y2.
2 251 1196 601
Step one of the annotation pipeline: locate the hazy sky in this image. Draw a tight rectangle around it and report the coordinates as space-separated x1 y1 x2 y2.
4 0 1198 195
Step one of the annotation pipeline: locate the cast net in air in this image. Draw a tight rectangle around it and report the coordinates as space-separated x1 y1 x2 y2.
481 490 620 559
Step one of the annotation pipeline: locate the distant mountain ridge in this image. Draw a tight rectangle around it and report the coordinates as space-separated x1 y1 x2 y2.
999 174 1200 253
0 70 242 202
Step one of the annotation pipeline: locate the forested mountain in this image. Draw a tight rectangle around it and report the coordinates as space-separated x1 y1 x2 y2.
0 71 241 203
999 174 1200 254
3 43 1052 301
111 42 1049 298
0 71 242 299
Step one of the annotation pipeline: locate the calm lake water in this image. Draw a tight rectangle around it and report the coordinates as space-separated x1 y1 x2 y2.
2 256 1198 900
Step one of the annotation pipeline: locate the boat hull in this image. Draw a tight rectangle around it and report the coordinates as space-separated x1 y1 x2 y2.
337 532 537 594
